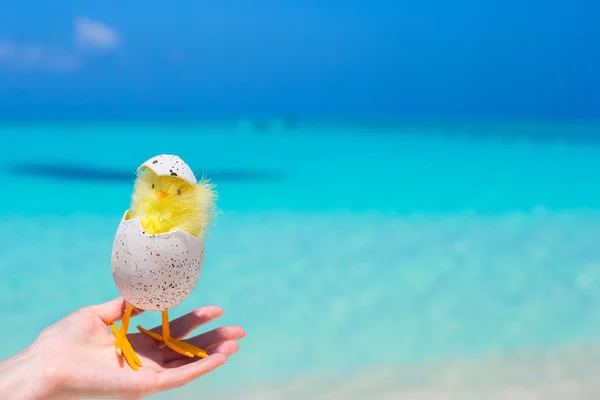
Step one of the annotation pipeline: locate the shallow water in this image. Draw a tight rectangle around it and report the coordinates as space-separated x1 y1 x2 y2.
1 120 599 398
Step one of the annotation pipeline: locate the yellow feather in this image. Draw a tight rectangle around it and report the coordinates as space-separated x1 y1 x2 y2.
126 168 217 237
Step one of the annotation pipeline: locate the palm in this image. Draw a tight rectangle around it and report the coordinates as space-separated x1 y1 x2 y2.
36 297 245 399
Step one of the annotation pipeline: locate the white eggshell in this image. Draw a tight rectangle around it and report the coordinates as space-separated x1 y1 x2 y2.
139 154 197 185
111 211 205 311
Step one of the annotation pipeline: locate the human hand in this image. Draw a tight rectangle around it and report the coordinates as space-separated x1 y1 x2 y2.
0 297 245 400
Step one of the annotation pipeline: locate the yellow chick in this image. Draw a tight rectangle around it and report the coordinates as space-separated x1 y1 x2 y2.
128 167 216 237
109 154 217 371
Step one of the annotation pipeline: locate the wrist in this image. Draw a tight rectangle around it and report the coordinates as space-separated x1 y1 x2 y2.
0 345 63 400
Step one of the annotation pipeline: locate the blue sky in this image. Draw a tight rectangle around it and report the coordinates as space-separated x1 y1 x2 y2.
0 0 598 119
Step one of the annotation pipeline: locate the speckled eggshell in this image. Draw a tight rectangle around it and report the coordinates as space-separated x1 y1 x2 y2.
138 154 197 185
111 211 205 311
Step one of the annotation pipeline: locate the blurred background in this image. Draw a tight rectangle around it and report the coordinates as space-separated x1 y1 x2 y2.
1 1 600 399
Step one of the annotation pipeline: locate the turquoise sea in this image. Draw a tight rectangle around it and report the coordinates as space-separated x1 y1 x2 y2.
1 120 600 398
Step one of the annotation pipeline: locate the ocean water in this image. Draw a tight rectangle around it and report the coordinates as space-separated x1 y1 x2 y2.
1 120 600 398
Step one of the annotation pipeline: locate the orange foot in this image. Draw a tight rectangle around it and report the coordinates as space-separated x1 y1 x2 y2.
137 309 208 358
109 304 143 371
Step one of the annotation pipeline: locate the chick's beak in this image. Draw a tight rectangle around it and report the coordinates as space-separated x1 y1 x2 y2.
157 190 168 199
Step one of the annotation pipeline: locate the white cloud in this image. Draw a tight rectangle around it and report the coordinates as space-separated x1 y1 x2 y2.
0 40 15 58
0 16 119 71
74 16 120 51
0 40 80 71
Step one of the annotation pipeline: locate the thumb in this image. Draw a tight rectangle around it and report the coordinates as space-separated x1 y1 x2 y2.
91 296 143 324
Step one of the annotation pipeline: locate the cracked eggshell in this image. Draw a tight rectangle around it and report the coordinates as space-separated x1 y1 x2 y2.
139 154 197 185
111 211 205 311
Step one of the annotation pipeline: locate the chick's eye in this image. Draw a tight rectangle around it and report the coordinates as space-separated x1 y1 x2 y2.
151 183 155 189
176 189 181 195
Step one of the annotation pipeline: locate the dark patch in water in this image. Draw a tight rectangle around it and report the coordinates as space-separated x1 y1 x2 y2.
7 162 283 183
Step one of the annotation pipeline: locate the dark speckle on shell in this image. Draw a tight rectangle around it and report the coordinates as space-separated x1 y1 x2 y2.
111 213 205 311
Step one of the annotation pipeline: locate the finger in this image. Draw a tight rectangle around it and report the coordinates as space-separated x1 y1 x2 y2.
148 306 224 339
155 354 227 392
91 297 143 324
186 326 246 350
162 326 246 363
166 341 239 369
164 326 246 363
207 340 240 357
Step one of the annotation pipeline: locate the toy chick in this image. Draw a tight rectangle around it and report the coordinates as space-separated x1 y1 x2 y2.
109 154 216 370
